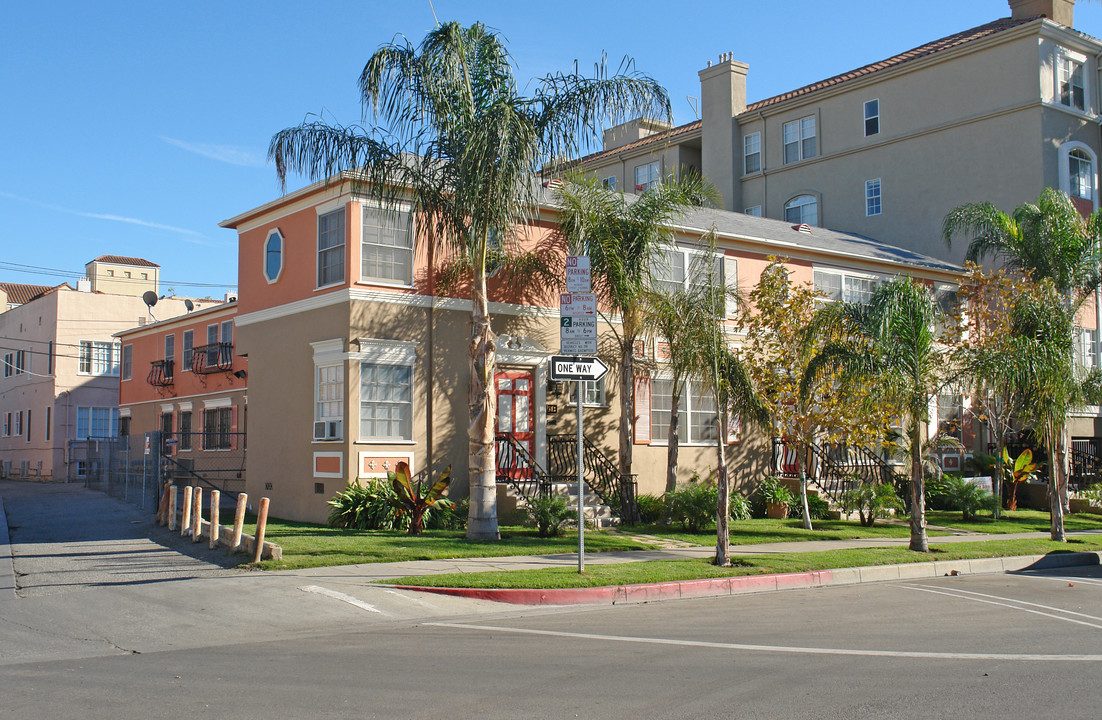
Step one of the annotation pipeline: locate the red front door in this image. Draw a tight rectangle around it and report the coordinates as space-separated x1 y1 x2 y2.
495 370 535 479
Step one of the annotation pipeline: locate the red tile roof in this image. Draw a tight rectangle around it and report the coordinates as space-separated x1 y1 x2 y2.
0 282 60 306
89 255 160 268
579 15 1039 166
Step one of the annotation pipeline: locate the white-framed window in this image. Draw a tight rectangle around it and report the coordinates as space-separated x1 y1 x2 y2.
634 161 661 193
78 341 121 376
361 205 413 285
3 350 25 376
317 208 346 288
1070 149 1093 201
205 324 219 367
220 320 234 365
813 268 882 304
2 412 9 436
202 407 232 450
602 176 617 191
121 344 132 381
360 362 413 440
568 378 606 407
316 364 344 429
1077 328 1100 370
864 99 879 137
76 407 119 440
13 411 22 437
165 334 175 363
783 115 817 164
784 195 819 226
264 229 284 283
744 132 761 174
3 352 11 378
1057 51 1086 111
651 378 717 444
182 330 193 372
865 178 882 216
744 205 762 217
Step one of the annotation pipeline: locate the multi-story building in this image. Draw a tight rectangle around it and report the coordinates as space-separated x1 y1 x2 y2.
580 0 1098 264
116 300 246 495
219 174 964 523
0 257 194 481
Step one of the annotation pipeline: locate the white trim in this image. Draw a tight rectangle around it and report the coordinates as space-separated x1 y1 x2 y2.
203 397 232 410
177 402 192 412
314 197 345 216
119 387 247 409
160 404 174 414
313 451 345 479
863 98 880 137
1053 46 1090 114
311 338 346 363
1058 140 1099 212
118 407 131 418
354 337 418 365
357 451 415 480
263 228 285 284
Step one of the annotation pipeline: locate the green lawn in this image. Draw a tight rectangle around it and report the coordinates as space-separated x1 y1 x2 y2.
385 535 1102 589
623 518 931 546
926 509 1102 534
251 518 653 571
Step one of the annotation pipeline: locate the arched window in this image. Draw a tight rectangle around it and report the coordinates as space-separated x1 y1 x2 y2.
784 195 818 226
264 229 284 283
1069 149 1093 201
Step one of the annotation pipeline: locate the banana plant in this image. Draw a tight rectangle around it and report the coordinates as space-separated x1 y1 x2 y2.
1001 447 1038 511
389 461 453 536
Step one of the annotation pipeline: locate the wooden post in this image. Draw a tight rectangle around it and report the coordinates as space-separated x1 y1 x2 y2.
168 485 178 531
209 490 220 549
229 493 247 554
180 486 193 536
252 497 270 564
157 481 171 525
191 486 203 542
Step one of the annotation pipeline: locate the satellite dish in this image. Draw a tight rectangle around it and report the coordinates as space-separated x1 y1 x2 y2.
184 299 194 312
142 291 159 308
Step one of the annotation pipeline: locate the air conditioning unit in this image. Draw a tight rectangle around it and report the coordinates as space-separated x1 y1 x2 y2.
313 420 342 440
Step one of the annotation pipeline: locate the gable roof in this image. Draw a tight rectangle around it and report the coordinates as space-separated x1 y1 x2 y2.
0 282 62 306
578 15 1040 166
89 255 160 268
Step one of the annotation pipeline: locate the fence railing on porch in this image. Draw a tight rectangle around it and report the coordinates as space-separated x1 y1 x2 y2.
772 437 900 505
547 434 638 523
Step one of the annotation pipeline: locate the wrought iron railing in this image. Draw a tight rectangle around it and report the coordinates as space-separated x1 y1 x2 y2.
192 342 234 374
147 359 174 387
772 438 900 504
547 434 639 523
494 433 551 504
1071 437 1102 491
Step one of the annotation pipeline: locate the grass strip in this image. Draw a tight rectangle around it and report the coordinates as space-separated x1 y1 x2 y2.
924 509 1102 534
383 536 1102 589
625 519 931 546
251 520 652 571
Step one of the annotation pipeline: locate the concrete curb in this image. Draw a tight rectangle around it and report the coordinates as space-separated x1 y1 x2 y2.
394 550 1102 606
0 496 15 600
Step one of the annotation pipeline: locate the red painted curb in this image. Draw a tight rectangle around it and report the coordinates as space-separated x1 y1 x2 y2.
394 569 835 606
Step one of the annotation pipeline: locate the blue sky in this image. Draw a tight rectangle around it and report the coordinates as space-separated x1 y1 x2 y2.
2 0 1100 298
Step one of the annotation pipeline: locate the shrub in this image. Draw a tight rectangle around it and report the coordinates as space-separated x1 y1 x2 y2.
328 479 403 531
757 476 794 506
635 494 666 524
840 482 904 527
941 474 996 521
728 492 752 521
525 495 573 537
388 462 454 536
666 476 718 532
788 493 831 520
426 497 467 530
1078 484 1102 508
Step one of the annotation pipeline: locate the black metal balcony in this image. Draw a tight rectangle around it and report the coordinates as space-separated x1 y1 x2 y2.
191 342 234 374
148 359 174 387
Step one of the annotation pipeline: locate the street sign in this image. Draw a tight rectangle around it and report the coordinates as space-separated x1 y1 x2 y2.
565 256 591 293
559 315 597 339
550 355 609 381
559 292 596 316
560 338 597 354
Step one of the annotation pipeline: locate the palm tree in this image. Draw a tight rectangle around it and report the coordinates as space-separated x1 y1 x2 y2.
806 277 946 552
555 175 710 490
270 23 670 539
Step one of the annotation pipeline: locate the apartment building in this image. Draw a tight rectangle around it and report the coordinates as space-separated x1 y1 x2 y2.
0 257 192 481
580 0 1099 264
219 174 965 523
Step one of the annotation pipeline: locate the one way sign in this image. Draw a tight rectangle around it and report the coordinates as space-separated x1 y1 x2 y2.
550 355 609 381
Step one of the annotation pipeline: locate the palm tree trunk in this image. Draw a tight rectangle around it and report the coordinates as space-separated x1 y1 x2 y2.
992 436 1004 520
466 272 500 540
618 337 634 485
1049 435 1066 542
665 383 681 493
714 412 730 566
909 420 928 552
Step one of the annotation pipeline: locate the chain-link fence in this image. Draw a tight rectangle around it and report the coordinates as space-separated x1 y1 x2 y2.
73 434 161 512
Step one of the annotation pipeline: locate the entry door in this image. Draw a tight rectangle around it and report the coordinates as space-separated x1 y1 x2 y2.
495 370 535 479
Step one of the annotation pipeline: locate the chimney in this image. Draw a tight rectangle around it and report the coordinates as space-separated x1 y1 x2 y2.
699 53 749 212
1009 0 1074 26
76 278 92 293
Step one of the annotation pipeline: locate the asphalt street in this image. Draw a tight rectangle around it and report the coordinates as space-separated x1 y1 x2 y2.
3 481 1102 718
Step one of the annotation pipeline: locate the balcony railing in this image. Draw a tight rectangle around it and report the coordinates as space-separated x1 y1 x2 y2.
191 342 234 374
148 359 174 387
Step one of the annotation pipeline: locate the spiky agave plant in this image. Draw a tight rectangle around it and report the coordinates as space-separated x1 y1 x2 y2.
388 461 453 536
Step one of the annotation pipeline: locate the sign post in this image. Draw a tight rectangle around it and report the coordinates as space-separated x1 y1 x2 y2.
558 257 603 573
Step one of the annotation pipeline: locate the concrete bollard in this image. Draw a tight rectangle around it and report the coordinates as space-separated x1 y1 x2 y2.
157 482 171 525
191 486 203 542
229 493 247 554
181 486 193 537
168 485 178 531
252 497 270 564
209 490 220 549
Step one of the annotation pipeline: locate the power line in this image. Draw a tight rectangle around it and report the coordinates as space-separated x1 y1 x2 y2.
0 260 237 289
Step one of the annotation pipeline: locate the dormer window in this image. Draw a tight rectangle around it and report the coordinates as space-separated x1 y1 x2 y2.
784 195 818 226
